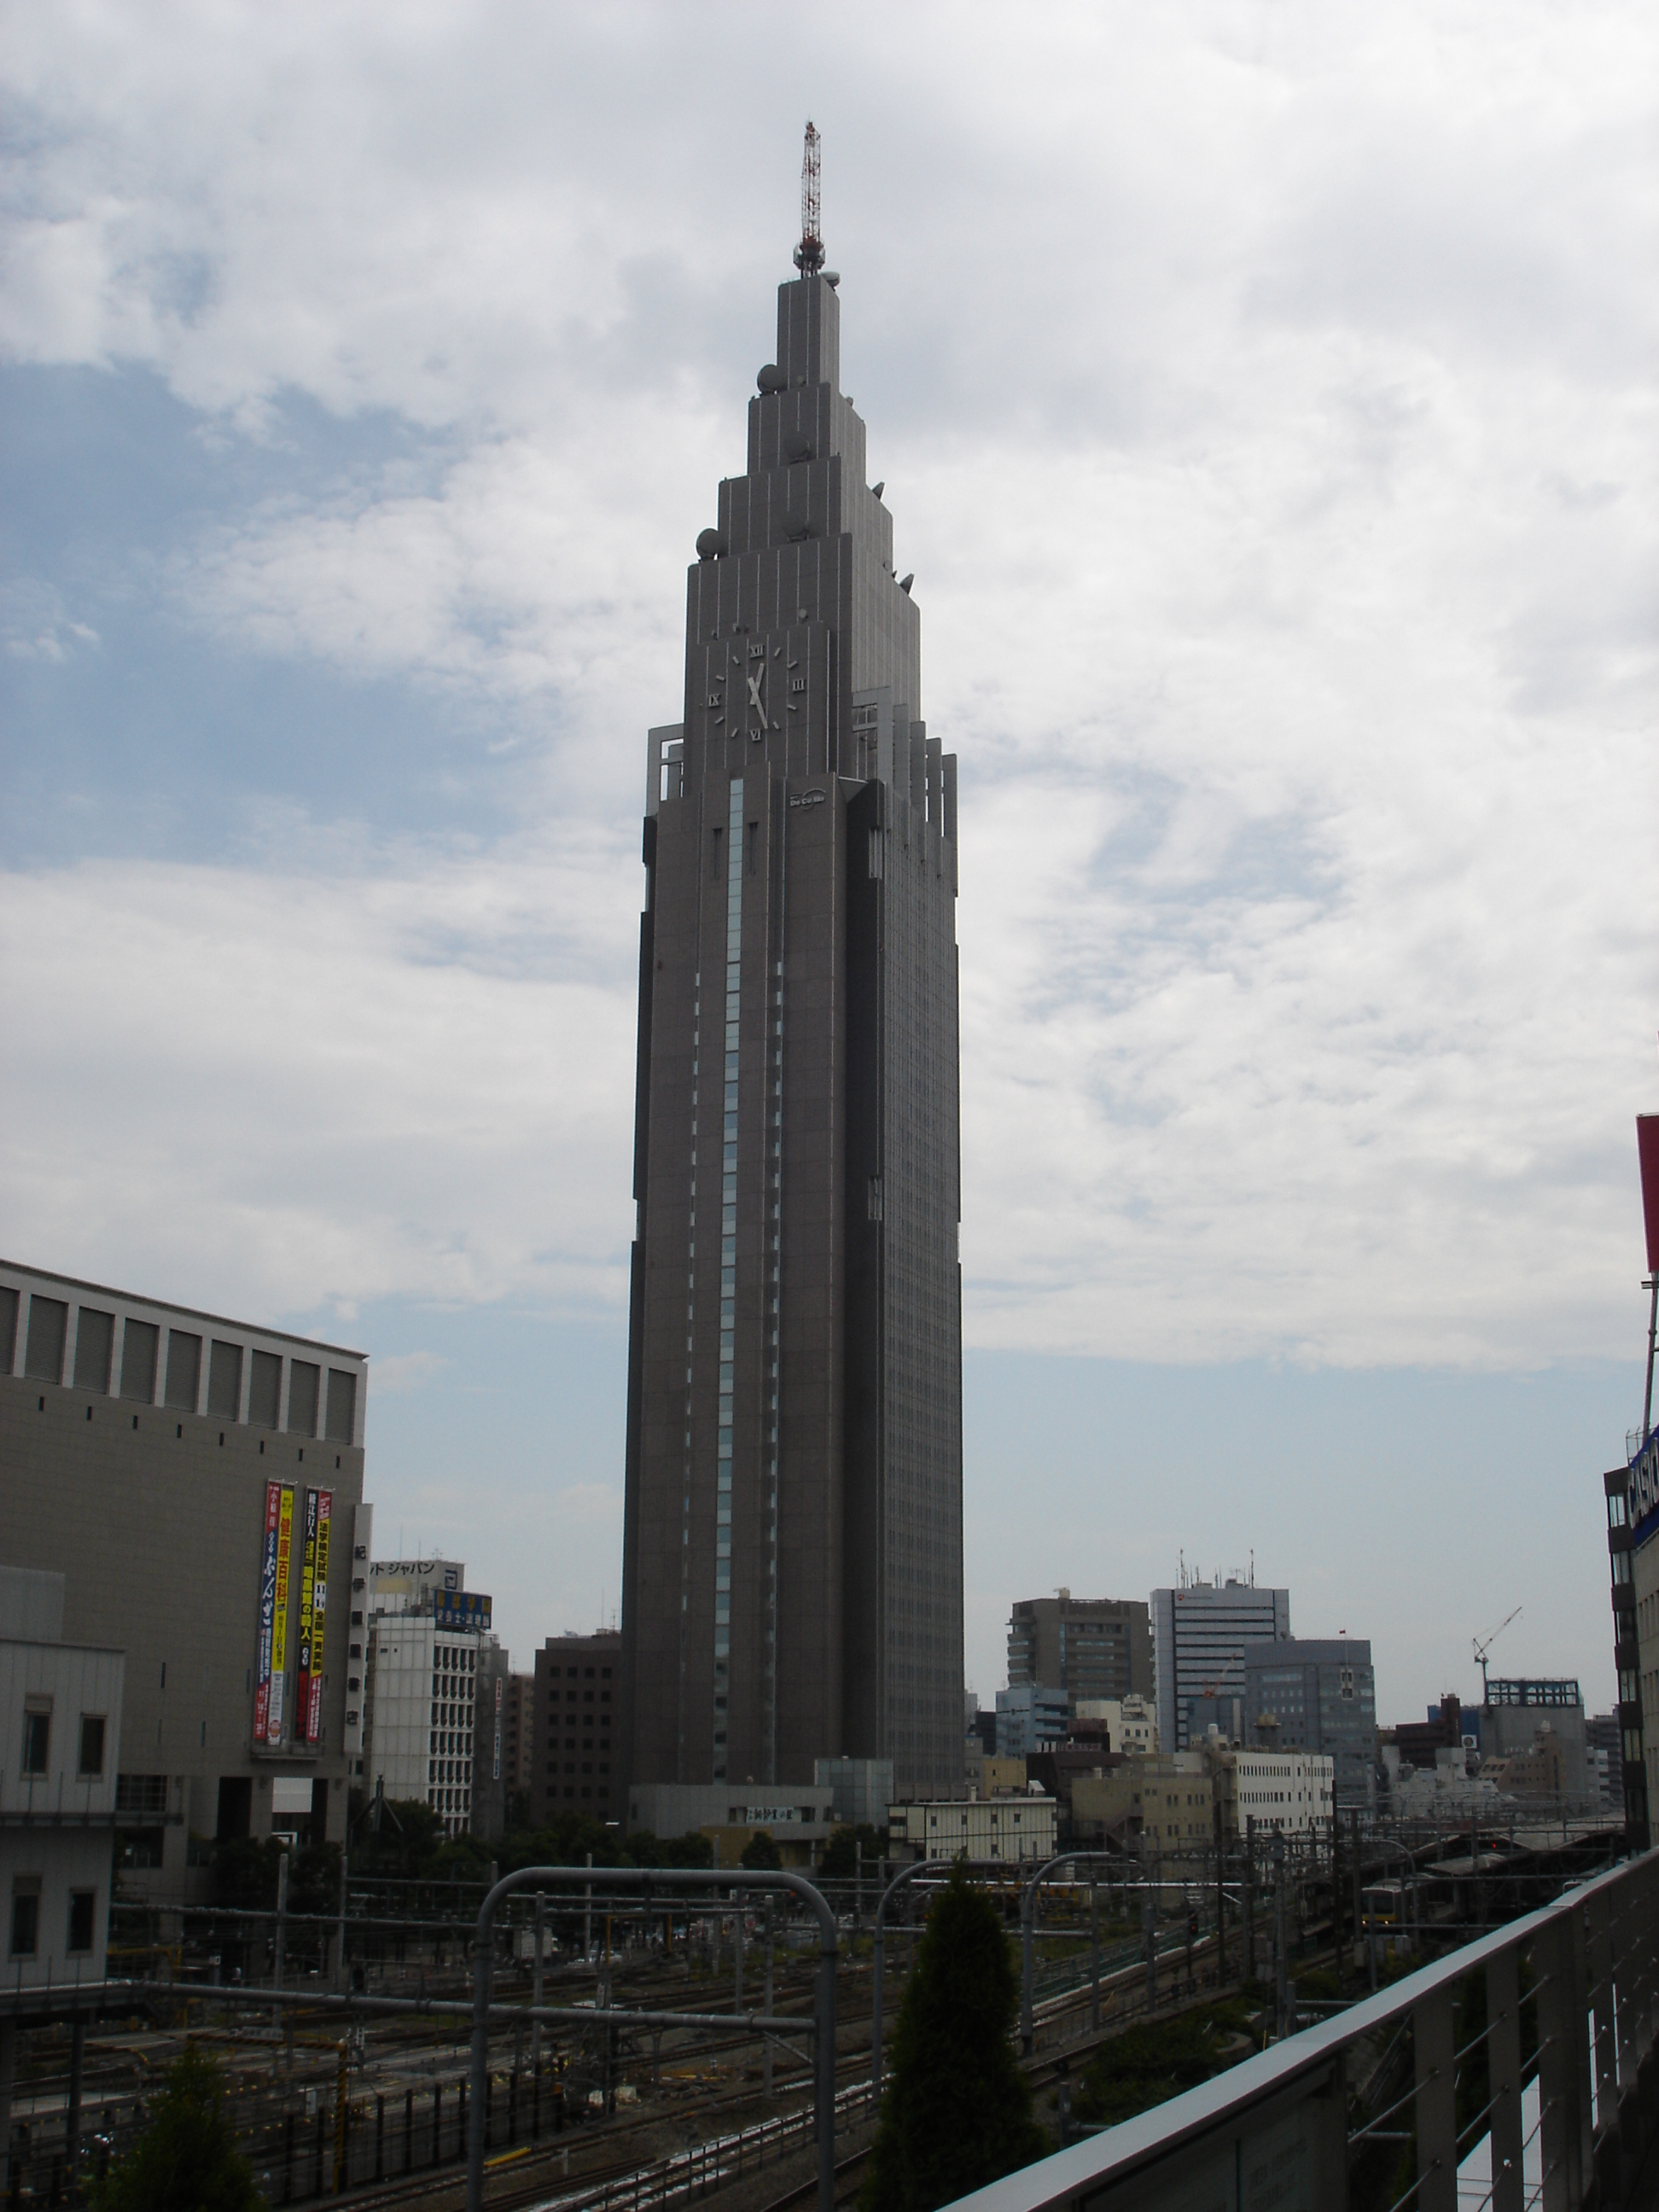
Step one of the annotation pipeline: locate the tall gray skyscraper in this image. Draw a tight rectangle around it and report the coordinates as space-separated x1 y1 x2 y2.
618 235 963 1802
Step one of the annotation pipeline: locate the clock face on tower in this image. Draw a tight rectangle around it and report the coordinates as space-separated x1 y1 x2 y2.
697 626 830 769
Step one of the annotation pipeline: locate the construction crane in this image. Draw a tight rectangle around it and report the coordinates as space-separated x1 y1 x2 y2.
794 120 824 275
1472 1605 1522 1705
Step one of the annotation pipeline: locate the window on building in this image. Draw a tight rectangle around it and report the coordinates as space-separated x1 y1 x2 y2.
22 1708 50 1776
9 1879 40 1958
67 1890 96 1954
79 1716 105 1776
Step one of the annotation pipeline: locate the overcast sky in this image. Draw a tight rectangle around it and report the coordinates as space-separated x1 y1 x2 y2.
3 3 1655 1729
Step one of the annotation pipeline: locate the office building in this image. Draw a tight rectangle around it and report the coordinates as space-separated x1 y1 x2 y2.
361 1570 494 1837
1151 1574 1289 1753
532 1631 621 1825
1 1261 369 1896
1007 1592 1151 1705
2 1566 124 1989
1242 1637 1377 1814
994 1684 1070 1760
618 225 963 1804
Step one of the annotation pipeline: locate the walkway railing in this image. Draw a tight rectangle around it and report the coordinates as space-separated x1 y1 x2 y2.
943 1846 1659 2212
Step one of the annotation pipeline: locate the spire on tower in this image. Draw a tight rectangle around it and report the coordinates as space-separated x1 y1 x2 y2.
794 119 824 276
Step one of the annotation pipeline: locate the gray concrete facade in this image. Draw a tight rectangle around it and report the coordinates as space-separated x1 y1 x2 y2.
620 264 963 1802
0 1261 367 1897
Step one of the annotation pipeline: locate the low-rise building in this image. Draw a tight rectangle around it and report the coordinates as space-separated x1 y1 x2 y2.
1071 1741 1334 1862
814 1758 894 1829
1220 1746 1335 1837
2 1566 124 1989
888 1794 1057 1864
964 1753 1028 1799
625 1781 835 1867
1074 1695 1158 1755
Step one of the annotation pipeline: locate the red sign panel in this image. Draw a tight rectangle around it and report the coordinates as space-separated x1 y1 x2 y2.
1639 1115 1659 1275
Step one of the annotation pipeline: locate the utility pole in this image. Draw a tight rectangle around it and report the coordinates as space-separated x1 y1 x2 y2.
336 1846 349 1994
1143 1857 1157 2016
763 1896 775 2099
1214 1804 1226 1981
1272 1832 1288 2040
1089 1876 1101 2032
274 1844 289 2005
532 1889 544 2076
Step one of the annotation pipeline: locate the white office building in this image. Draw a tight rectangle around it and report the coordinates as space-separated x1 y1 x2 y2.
2 1567 125 1989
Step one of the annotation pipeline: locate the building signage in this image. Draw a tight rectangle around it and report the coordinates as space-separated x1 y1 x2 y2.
268 1485 295 1743
294 1491 318 1740
731 1802 820 1825
788 788 827 809
434 1590 492 1631
295 1488 332 1745
254 1481 282 1743
1629 1428 1659 1548
493 1674 503 1782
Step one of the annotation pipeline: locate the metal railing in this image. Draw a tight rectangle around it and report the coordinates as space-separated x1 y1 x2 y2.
941 1846 1659 2212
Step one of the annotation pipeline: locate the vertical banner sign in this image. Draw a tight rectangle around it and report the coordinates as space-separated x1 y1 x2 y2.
268 1486 295 1743
306 1492 332 1743
294 1490 319 1743
254 1481 282 1743
494 1675 503 1782
1638 1115 1659 1274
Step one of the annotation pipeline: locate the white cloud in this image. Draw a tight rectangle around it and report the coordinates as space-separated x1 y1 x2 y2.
2 0 1655 1383
371 1349 447 1394
0 832 640 1327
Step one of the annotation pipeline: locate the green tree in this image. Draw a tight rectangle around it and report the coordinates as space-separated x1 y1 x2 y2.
740 1828 783 1871
90 2046 261 2212
818 1823 887 1881
860 1865 1046 2212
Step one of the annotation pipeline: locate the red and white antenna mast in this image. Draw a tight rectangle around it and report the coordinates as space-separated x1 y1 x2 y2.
794 119 824 275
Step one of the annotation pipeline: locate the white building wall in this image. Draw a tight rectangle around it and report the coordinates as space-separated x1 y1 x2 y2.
364 1614 480 1837
891 1796 1057 1862
1221 1748 1334 1835
1 1635 124 1988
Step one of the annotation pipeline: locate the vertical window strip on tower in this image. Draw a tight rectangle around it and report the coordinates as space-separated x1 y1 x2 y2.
713 777 742 1779
678 958 700 1778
